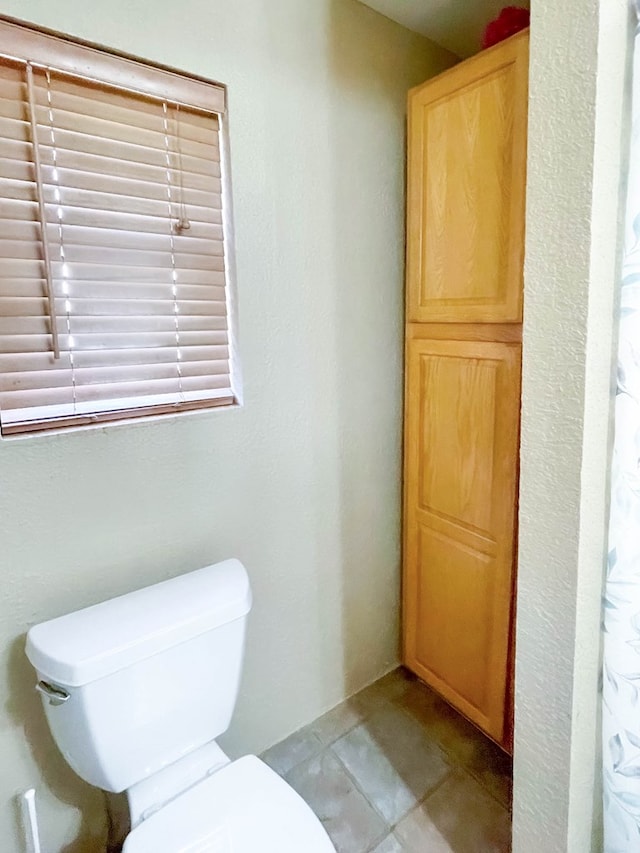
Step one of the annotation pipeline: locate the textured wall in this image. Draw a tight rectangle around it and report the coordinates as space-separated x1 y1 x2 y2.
0 2 455 850
514 1 633 851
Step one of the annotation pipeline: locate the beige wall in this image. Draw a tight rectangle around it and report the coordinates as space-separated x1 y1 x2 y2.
0 1 454 850
514 0 633 851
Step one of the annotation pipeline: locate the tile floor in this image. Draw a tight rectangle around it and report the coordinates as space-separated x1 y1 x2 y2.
261 668 512 853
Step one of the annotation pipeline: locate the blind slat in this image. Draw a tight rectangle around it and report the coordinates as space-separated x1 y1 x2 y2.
0 198 223 231
0 278 227 302
0 314 229 336
34 126 219 168
47 245 225 270
0 296 229 319
39 141 221 180
0 240 225 265
43 184 221 217
42 189 221 221
0 125 221 177
0 259 226 282
33 82 220 147
1 372 232 407
0 221 224 253
0 114 30 142
34 113 220 162
1 344 229 371
41 166 222 205
0 122 219 175
0 329 229 354
0 358 231 394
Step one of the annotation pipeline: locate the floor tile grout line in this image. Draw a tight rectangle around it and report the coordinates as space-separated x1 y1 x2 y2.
390 767 510 851
327 739 457 845
265 700 379 776
383 696 460 774
445 763 513 816
323 687 461 832
299 689 391 747
261 738 325 781
393 716 512 813
363 831 398 853
462 763 513 812
312 710 369 749
326 743 393 842
408 765 458 813
390 765 458 837
386 692 513 812
372 687 513 819
262 692 401 781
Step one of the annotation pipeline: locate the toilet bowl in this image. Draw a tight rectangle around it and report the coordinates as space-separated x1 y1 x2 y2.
26 560 335 852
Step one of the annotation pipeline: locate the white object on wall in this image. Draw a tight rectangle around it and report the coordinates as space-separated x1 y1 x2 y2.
19 789 42 853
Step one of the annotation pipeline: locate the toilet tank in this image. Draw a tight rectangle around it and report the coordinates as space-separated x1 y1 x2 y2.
25 559 252 793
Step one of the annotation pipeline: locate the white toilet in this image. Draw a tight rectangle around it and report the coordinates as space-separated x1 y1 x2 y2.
25 559 336 852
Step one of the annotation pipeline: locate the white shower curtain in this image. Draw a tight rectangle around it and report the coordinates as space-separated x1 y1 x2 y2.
603 7 640 851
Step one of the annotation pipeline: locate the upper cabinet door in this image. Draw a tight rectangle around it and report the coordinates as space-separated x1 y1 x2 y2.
406 31 529 324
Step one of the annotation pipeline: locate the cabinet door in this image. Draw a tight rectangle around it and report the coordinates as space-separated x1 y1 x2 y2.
406 31 528 324
403 337 521 743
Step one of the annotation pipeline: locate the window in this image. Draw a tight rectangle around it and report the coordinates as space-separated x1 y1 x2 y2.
0 18 239 436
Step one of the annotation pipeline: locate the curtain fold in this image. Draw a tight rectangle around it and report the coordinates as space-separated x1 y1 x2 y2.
603 10 640 852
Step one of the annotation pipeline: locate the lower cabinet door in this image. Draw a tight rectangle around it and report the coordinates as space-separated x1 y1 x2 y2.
403 336 521 745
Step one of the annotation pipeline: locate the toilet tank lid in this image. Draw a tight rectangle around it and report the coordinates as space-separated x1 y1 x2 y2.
26 559 252 687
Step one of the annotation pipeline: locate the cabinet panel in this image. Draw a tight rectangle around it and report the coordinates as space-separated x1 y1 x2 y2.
406 32 528 324
403 338 521 742
414 526 494 713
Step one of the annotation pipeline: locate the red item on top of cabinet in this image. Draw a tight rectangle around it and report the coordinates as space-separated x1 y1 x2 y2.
482 7 530 49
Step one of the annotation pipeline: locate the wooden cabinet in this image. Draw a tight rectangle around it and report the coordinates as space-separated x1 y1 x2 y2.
403 333 521 741
402 31 528 750
406 32 528 325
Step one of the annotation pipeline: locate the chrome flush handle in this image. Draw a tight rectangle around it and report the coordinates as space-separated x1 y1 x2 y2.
35 680 70 706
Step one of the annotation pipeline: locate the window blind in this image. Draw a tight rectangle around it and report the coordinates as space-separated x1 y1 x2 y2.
0 22 236 436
